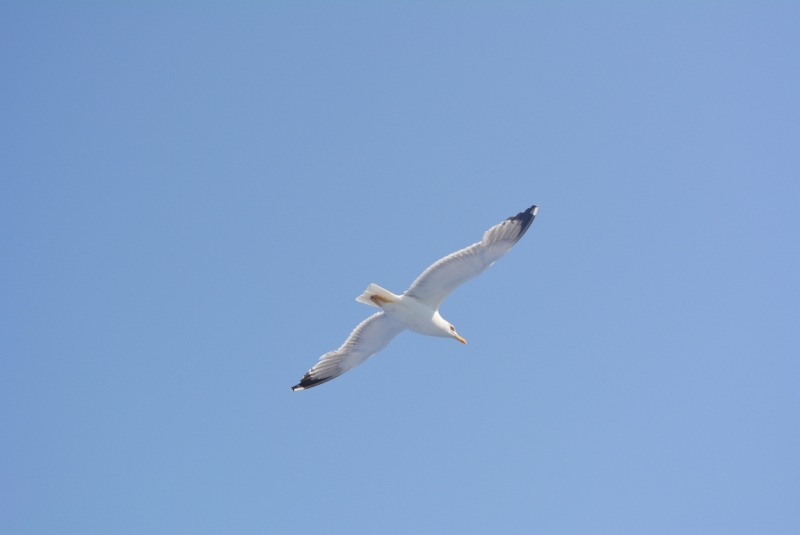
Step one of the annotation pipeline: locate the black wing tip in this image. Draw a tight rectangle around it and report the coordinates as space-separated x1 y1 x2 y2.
507 204 538 242
507 204 538 221
291 373 336 391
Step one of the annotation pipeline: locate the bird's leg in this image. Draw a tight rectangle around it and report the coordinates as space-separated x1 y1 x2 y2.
370 295 392 305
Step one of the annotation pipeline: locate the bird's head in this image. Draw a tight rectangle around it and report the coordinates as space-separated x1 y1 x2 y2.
447 323 467 345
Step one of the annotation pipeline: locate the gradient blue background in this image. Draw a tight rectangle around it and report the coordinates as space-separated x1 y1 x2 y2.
2 3 798 534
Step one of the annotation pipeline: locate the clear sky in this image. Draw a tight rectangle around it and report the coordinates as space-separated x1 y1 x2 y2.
1 3 798 534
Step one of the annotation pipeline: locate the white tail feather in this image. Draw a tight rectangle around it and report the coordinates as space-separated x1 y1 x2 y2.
356 283 398 308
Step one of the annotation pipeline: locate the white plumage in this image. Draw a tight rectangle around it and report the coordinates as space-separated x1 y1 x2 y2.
292 204 538 391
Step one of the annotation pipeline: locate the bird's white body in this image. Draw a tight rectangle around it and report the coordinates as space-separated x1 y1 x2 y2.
371 291 451 338
292 204 538 391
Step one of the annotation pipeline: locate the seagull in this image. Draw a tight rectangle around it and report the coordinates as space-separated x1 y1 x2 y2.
291 204 538 391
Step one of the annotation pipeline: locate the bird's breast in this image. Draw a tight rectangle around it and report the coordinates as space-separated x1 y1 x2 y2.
380 296 442 336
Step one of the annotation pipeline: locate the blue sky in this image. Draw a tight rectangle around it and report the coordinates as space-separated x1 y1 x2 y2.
1 3 798 534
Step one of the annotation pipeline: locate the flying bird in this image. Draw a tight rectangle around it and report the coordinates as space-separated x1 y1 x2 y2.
291 204 538 391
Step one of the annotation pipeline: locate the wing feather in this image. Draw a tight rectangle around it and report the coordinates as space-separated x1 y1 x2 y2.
292 312 406 391
404 205 538 309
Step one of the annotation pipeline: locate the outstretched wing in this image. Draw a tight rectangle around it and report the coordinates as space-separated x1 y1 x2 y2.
292 312 406 391
404 205 538 309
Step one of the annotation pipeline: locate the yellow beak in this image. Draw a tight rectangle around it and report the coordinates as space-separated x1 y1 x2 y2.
455 334 467 345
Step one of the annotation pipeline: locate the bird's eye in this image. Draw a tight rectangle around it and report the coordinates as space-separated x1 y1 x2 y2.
450 325 455 331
